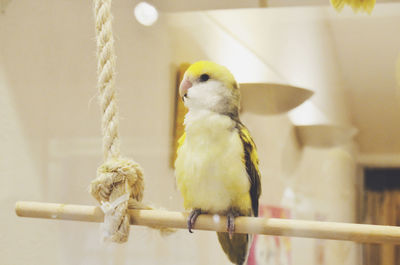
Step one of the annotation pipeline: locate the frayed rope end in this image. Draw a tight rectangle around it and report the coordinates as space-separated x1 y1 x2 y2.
90 158 144 243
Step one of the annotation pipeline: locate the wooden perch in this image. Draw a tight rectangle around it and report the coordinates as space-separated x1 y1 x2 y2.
15 201 400 244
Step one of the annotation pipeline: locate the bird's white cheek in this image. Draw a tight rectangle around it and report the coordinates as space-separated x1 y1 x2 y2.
185 82 224 110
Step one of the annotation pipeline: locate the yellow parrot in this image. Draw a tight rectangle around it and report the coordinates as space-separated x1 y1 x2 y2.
330 0 375 14
175 61 261 265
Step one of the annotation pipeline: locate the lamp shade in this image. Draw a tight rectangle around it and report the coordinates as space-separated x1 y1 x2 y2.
240 83 314 115
295 124 357 148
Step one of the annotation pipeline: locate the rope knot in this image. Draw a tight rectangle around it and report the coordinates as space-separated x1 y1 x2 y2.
90 158 144 242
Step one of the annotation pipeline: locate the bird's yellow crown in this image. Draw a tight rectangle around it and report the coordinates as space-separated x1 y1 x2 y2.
186 61 237 88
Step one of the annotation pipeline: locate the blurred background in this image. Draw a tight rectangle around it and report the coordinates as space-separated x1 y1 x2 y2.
1 0 400 264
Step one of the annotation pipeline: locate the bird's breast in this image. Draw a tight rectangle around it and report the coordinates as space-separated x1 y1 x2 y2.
175 111 251 213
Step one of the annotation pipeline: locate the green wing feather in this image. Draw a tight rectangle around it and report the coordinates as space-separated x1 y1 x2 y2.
177 132 186 149
237 123 261 217
217 123 261 265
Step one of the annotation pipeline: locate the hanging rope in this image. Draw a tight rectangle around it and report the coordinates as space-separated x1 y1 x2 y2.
89 0 144 243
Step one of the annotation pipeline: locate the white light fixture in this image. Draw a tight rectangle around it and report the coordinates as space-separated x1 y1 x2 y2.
134 2 158 26
288 101 330 125
295 124 358 148
240 83 314 115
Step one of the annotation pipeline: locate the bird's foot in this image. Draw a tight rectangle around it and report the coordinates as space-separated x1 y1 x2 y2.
227 211 239 239
188 208 202 233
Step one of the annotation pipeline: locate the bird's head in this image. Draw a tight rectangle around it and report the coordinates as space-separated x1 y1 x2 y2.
179 61 240 117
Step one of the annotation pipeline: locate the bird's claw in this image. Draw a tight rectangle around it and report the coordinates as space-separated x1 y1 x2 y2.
188 209 202 233
227 212 237 239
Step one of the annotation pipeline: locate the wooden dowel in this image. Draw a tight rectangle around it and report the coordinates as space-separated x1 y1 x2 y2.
15 201 400 244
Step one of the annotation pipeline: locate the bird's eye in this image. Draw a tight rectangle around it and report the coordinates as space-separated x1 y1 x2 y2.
199 74 210 82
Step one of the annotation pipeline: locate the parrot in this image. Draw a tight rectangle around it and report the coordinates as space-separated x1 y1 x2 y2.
330 0 375 14
174 61 261 265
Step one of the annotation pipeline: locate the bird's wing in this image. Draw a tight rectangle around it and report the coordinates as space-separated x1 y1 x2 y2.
237 123 261 217
177 132 186 150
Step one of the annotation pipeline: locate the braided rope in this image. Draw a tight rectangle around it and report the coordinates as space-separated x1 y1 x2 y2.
90 0 144 243
94 0 120 161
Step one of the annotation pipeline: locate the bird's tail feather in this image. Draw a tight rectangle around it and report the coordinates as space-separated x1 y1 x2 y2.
217 232 251 265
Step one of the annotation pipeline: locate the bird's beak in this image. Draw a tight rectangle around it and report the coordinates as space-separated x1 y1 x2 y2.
179 78 192 100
